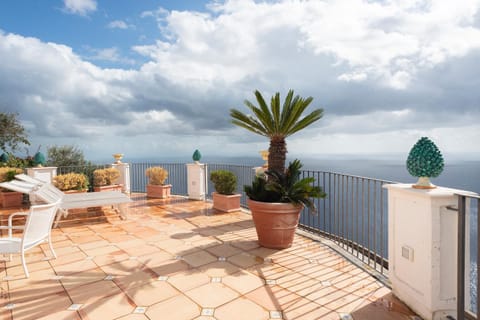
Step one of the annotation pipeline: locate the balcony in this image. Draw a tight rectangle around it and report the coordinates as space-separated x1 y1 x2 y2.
1 161 478 319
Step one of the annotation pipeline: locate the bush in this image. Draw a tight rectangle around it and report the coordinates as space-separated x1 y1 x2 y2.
210 170 237 195
53 173 89 191
145 167 168 185
93 168 120 186
0 167 23 183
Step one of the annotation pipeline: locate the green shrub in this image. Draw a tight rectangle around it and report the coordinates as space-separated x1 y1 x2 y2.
145 167 168 185
210 170 237 195
53 173 89 191
93 168 120 186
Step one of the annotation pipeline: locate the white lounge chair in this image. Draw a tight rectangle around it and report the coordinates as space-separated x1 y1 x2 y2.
0 201 60 278
0 174 132 227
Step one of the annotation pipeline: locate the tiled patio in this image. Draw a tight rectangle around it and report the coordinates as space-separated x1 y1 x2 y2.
1 195 418 320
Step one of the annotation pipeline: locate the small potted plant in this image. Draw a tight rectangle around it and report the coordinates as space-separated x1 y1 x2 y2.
53 173 89 193
93 168 122 192
210 170 241 212
145 166 172 198
0 167 24 208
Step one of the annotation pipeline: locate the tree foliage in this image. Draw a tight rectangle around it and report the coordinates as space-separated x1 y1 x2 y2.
230 89 323 173
0 112 30 153
46 145 89 167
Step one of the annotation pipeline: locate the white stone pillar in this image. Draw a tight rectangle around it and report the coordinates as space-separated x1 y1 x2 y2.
27 167 57 183
111 163 130 194
384 184 474 320
186 163 207 200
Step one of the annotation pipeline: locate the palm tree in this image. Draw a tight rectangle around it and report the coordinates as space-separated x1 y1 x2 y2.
230 89 324 173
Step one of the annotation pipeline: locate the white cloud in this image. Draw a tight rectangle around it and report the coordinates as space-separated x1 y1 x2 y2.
107 20 131 30
84 47 136 65
63 0 97 16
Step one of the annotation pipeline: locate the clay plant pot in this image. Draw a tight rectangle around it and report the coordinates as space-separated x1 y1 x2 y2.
94 184 123 192
247 198 303 249
0 191 23 208
146 184 172 199
212 192 241 213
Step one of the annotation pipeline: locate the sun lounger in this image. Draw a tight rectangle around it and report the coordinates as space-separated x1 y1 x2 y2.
0 174 132 227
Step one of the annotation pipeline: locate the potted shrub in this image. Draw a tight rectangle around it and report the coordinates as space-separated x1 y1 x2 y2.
230 89 327 249
93 168 122 192
210 170 241 212
52 173 89 193
145 166 172 198
0 167 24 208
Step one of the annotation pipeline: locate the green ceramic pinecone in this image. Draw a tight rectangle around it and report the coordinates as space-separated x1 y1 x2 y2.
406 137 444 178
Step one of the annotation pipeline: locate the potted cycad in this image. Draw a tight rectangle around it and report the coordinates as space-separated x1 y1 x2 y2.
210 170 241 212
93 168 122 192
230 89 327 249
146 166 171 198
0 167 24 208
53 173 89 193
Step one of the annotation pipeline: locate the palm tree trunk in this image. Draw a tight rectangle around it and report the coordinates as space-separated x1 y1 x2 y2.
268 137 287 173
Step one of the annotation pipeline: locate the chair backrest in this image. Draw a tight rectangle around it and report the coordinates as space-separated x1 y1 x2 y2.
22 201 60 248
33 183 64 204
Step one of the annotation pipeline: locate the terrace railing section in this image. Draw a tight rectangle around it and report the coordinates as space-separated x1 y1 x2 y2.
455 193 480 320
299 171 395 278
130 163 188 196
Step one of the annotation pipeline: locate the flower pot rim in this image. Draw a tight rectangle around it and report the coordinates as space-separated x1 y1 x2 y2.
212 191 241 197
247 198 302 208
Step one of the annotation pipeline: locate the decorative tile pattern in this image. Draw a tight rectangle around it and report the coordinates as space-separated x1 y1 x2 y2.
211 277 222 283
4 303 15 310
67 304 83 311
201 308 215 316
158 276 169 281
270 310 283 319
104 275 115 280
133 306 147 314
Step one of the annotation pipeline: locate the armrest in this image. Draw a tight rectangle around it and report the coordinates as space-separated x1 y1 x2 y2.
7 212 28 237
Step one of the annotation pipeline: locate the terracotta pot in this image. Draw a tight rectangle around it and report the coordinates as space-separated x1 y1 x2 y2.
94 184 123 192
146 184 172 199
1 191 23 208
247 198 302 249
212 192 241 212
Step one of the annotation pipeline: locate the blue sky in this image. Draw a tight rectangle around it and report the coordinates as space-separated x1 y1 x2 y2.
0 0 479 163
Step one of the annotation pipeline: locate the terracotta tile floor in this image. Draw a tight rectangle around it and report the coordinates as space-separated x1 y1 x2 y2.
0 195 419 320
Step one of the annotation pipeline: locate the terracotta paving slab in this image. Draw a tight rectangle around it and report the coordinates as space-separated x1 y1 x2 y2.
0 195 418 320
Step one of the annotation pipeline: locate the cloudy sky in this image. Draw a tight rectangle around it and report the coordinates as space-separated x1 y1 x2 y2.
0 0 479 163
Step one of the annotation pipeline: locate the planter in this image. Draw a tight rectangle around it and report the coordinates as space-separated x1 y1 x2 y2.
94 184 123 192
247 198 302 249
212 192 241 213
1 191 23 208
146 184 172 199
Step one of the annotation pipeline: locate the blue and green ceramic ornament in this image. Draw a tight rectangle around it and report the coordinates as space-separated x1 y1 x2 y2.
406 137 444 189
33 151 46 167
192 149 202 163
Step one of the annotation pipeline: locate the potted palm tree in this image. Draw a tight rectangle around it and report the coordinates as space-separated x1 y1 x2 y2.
230 89 327 249
146 166 172 198
210 170 241 212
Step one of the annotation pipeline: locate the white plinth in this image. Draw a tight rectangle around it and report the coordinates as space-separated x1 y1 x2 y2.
385 184 474 320
186 163 207 200
27 167 57 183
111 163 130 194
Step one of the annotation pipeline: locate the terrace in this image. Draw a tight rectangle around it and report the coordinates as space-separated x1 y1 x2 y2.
0 161 478 320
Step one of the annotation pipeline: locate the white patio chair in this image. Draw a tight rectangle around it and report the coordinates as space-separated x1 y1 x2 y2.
0 201 60 278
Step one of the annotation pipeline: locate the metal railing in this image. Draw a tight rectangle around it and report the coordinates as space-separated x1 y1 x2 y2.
299 170 395 277
455 193 480 320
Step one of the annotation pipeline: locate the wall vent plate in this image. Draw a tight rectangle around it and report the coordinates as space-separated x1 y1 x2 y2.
401 245 414 261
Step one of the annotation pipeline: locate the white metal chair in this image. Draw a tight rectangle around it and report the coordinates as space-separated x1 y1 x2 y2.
0 201 60 278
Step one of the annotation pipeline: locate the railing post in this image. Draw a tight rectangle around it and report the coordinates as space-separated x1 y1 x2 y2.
384 184 471 320
457 194 466 320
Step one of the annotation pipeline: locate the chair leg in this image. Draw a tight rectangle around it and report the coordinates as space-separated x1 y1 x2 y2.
47 237 57 259
21 252 29 278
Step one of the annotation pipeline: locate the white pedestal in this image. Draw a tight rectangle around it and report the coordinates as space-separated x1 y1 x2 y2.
111 163 130 194
385 184 473 320
186 163 207 200
27 167 57 183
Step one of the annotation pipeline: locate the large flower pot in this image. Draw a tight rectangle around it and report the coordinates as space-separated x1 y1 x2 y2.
247 198 303 249
146 184 172 199
1 191 23 208
212 192 241 212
